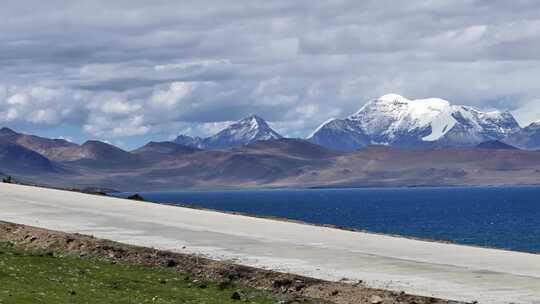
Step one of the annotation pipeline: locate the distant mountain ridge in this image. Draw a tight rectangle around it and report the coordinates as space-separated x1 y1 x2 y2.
167 95 540 152
0 128 132 163
0 127 78 161
308 94 521 151
2 125 540 191
174 115 283 149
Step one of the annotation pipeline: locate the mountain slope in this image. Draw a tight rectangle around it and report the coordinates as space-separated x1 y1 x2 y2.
0 127 78 161
76 140 136 162
174 115 283 150
308 119 370 152
243 138 343 159
476 140 518 150
131 140 336 189
0 127 138 163
504 121 540 150
284 145 540 188
0 140 56 173
308 94 520 151
132 141 200 161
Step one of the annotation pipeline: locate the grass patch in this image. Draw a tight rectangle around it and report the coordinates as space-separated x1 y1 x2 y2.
0 243 277 304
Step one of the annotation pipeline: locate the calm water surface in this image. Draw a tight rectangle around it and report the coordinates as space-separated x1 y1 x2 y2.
112 187 540 253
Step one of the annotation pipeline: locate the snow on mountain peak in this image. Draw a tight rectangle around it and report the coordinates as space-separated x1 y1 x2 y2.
309 94 520 151
527 120 540 129
175 115 282 150
237 114 269 133
222 115 281 141
349 95 459 142
377 93 409 102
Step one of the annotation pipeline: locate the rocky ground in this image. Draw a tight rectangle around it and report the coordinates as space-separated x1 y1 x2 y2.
0 221 464 304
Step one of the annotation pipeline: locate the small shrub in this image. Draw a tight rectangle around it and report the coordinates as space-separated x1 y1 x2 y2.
127 193 145 201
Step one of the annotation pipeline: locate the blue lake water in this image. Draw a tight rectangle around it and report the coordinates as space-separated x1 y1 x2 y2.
112 187 540 253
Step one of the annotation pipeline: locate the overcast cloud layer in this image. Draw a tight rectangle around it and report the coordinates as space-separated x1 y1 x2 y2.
1 0 540 148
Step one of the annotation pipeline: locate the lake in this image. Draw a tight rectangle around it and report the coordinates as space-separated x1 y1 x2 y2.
111 187 540 253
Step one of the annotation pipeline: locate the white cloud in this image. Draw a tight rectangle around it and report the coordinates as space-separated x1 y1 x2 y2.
150 82 195 107
513 99 540 127
154 59 231 71
100 99 141 115
0 86 89 125
7 93 28 105
1 1 540 142
0 108 18 122
83 115 150 138
29 109 58 124
198 121 233 136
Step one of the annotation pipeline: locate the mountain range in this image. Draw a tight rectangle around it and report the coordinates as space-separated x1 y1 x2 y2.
2 129 540 191
175 94 540 152
2 93 540 191
0 127 134 163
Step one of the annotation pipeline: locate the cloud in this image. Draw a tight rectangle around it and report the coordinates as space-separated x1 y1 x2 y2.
83 115 150 138
154 59 231 71
100 99 141 116
0 0 540 145
150 82 195 107
0 85 89 126
513 99 540 126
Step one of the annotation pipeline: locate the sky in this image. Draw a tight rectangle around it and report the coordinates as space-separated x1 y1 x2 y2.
1 0 540 150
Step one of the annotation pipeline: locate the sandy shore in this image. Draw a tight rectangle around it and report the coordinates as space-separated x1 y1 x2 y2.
1 183 539 303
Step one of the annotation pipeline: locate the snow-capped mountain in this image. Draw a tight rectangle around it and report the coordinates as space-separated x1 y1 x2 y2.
308 94 520 151
504 121 540 150
174 115 283 149
204 115 283 149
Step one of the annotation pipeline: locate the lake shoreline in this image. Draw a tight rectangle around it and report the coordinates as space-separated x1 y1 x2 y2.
6 179 540 254
111 187 540 255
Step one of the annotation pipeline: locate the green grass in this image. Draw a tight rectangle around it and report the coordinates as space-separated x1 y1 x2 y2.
0 244 276 304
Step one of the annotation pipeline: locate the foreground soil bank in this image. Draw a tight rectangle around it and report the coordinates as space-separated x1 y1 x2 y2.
0 221 458 304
